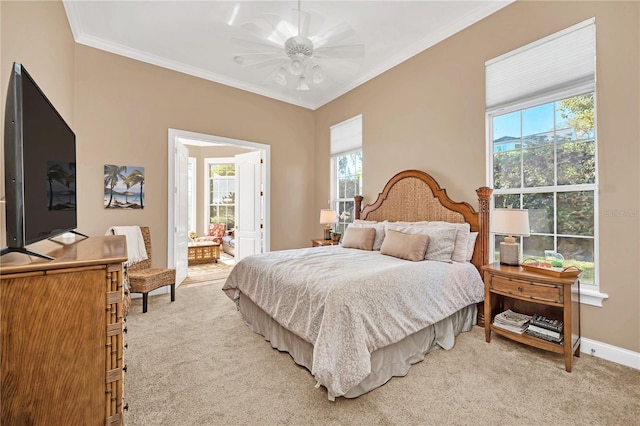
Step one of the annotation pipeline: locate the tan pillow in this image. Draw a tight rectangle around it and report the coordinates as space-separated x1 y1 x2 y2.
385 223 456 262
341 226 376 250
380 229 430 261
349 221 385 250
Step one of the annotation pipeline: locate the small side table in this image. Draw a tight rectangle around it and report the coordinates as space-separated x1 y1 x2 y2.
483 262 580 372
311 239 340 247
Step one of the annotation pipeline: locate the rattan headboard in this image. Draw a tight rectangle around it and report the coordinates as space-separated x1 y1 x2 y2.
354 170 492 274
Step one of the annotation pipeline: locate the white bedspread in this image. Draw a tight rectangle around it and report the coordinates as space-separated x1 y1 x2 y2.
222 246 484 399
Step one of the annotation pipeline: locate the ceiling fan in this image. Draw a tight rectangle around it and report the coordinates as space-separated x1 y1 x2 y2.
231 1 365 91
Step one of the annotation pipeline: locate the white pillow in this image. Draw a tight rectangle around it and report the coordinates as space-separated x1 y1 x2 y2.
466 232 478 262
385 223 456 262
426 221 471 263
384 220 430 228
348 221 385 250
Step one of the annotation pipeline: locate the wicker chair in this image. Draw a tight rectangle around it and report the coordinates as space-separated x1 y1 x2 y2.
127 226 176 313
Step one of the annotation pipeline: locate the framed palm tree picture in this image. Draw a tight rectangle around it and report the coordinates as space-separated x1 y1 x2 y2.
104 164 145 209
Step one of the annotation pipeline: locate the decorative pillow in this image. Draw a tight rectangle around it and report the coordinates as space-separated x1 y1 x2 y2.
427 221 470 263
385 223 456 262
341 226 376 251
380 229 429 261
348 221 385 250
466 232 478 262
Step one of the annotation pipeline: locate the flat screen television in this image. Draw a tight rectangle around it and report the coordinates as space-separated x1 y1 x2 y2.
2 62 82 259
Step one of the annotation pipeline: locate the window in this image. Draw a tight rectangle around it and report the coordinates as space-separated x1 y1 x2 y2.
486 18 605 305
204 158 235 230
187 157 196 233
330 115 363 234
490 93 597 284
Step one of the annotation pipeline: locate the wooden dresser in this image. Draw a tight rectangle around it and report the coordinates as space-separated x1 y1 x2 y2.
0 236 127 425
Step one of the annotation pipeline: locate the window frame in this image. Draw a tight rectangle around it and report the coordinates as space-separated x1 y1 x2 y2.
203 157 236 232
330 148 363 234
329 115 363 235
487 84 607 306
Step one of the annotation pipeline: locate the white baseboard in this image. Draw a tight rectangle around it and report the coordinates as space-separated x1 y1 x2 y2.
581 337 640 370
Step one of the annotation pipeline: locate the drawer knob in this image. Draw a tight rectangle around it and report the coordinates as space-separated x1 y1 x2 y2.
517 286 523 293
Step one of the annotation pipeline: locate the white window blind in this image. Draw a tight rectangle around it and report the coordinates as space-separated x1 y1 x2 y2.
330 115 362 155
486 18 595 111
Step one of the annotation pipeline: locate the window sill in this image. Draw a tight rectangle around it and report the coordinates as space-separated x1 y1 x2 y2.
573 285 608 307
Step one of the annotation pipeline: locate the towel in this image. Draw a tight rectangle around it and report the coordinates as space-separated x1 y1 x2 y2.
105 226 148 266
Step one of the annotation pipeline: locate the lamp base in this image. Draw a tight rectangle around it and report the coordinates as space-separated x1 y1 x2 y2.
324 226 332 240
499 242 520 266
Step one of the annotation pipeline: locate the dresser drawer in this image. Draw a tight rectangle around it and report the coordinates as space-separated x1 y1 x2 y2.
489 275 563 305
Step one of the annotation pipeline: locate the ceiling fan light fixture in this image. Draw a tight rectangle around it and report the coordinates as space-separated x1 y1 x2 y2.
274 67 287 85
296 75 310 91
289 57 305 76
312 65 325 84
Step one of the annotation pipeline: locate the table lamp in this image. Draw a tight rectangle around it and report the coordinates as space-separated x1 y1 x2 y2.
491 207 530 266
319 209 338 240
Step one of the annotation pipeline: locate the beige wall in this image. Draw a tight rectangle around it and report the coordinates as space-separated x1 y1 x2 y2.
316 1 640 352
73 45 315 261
186 144 253 237
1 1 638 354
0 0 76 247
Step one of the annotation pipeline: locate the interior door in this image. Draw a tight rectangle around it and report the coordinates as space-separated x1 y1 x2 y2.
235 150 262 260
174 140 189 285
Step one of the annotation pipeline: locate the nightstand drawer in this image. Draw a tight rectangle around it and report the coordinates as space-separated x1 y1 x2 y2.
489 275 563 304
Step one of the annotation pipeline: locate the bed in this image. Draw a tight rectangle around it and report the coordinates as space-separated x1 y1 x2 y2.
222 170 492 400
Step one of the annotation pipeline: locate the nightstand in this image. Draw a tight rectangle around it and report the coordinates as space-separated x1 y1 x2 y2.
311 239 339 247
483 262 581 372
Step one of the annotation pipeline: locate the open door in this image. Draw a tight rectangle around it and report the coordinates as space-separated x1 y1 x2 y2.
235 150 262 260
173 139 189 285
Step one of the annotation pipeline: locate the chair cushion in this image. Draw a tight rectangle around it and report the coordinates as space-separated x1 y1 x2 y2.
128 267 176 294
199 223 226 244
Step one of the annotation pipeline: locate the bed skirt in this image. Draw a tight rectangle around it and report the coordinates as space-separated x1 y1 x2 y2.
237 292 477 400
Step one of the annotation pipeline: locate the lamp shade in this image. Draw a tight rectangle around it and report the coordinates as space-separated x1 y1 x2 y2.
319 209 338 224
491 208 530 236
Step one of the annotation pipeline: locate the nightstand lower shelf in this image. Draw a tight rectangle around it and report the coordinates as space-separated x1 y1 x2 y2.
490 324 569 355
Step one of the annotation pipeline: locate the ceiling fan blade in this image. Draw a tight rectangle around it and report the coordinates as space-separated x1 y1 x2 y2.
314 44 366 59
313 22 359 48
292 9 311 37
230 37 283 55
238 57 288 72
240 13 291 46
313 59 362 81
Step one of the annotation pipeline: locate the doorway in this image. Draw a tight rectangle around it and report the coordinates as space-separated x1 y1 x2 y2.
167 129 270 286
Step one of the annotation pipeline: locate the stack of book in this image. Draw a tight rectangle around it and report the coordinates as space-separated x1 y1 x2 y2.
526 314 564 343
493 309 532 334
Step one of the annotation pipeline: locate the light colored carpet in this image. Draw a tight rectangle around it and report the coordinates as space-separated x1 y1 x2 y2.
124 282 640 425
181 261 233 288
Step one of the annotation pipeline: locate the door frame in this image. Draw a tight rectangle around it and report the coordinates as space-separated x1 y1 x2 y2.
167 128 271 270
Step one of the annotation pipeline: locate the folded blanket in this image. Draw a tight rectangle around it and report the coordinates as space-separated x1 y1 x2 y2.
105 226 148 266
